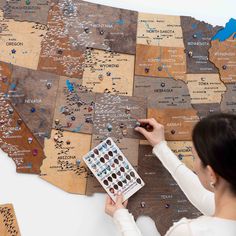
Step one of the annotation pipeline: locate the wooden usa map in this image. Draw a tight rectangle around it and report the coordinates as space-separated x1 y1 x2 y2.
0 0 235 234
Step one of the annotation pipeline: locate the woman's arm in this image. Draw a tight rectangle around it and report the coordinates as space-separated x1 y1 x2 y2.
113 209 142 236
105 194 142 236
153 141 215 216
135 118 215 216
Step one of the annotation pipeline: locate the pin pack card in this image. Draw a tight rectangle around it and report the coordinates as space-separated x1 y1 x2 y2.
83 138 145 202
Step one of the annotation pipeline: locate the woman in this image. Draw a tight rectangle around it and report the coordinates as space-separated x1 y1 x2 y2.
105 113 236 235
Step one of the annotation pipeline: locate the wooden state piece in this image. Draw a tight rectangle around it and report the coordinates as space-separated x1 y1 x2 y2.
0 204 21 236
186 74 226 104
0 62 45 174
137 13 184 47
8 65 59 146
148 108 199 141
192 103 221 119
57 0 138 54
135 44 186 81
209 34 236 84
37 3 85 78
128 144 201 236
221 83 236 113
53 76 95 134
167 141 195 171
93 93 147 140
2 0 50 24
133 76 191 109
40 129 91 194
82 49 135 96
0 10 47 70
181 16 222 73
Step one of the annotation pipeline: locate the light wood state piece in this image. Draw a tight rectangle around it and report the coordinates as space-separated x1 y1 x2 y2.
40 129 91 194
82 49 135 96
137 13 184 47
148 108 199 141
0 204 21 236
186 74 226 104
135 44 186 81
0 10 47 70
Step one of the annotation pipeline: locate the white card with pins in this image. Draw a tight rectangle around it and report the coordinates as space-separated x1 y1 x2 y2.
83 138 145 202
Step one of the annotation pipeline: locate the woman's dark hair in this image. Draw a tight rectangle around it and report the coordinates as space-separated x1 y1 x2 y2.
192 113 236 195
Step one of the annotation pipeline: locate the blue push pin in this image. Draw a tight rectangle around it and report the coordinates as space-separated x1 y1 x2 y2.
31 107 36 113
76 160 81 167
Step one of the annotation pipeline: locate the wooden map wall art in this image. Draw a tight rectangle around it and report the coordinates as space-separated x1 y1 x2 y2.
0 204 21 236
0 0 235 234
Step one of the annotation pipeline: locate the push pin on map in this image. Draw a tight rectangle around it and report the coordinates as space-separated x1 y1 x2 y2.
134 121 153 132
17 119 22 126
125 106 131 114
8 107 14 114
46 82 52 89
55 119 60 125
222 65 227 70
84 27 90 34
107 123 113 132
188 51 193 57
54 135 59 142
140 201 146 208
76 160 81 167
2 76 7 82
145 68 150 73
27 137 33 144
171 130 176 135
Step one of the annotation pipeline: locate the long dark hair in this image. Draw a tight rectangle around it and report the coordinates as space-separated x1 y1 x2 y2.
192 113 236 194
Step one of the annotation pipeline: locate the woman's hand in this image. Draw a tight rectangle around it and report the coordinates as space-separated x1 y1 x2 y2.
105 194 128 217
135 118 165 147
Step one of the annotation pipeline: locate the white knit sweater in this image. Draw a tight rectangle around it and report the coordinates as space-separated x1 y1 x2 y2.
113 141 236 236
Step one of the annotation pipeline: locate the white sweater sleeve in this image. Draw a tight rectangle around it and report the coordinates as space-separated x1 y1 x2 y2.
113 209 142 236
152 141 215 216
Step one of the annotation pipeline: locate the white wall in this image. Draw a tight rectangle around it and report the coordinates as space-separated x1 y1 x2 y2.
0 1 235 236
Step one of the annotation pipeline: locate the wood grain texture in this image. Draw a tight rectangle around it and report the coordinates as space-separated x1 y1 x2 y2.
137 13 184 47
37 3 85 78
1 0 50 24
181 16 222 73
148 108 199 141
53 76 95 134
82 49 135 96
0 62 45 174
8 65 59 146
93 93 147 140
221 83 236 113
209 34 236 84
128 144 201 236
133 75 191 109
57 0 138 54
135 44 186 81
40 129 91 194
186 74 226 104
0 204 21 236
0 10 47 70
